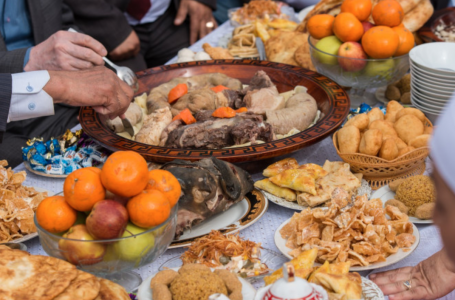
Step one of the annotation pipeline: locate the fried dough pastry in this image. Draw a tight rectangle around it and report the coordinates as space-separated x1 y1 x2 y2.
54 271 100 300
265 31 309 66
294 35 316 71
315 272 363 300
254 178 297 201
270 169 317 195
203 43 234 59
263 158 299 177
94 278 130 300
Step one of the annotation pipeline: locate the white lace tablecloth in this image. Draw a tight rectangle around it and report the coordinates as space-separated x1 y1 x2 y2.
16 22 455 299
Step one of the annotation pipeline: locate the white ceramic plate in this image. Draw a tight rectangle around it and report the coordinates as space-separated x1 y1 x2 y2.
6 187 53 244
169 189 268 248
259 180 372 211
411 78 454 98
411 68 455 85
411 75 455 92
137 268 257 300
274 218 420 272
254 277 384 300
410 62 455 80
371 185 433 224
410 43 455 74
411 86 452 102
411 96 442 114
298 5 315 21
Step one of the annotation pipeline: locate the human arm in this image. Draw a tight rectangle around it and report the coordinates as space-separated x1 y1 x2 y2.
174 0 218 44
63 0 138 61
370 249 455 300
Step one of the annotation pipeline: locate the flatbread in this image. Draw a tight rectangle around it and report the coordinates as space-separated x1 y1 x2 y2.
294 41 316 71
402 0 434 32
0 255 78 300
94 279 130 300
54 271 100 300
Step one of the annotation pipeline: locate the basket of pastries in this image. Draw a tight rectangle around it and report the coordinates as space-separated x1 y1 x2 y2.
333 101 432 189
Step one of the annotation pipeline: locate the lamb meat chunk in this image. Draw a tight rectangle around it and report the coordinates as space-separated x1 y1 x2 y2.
159 119 183 146
243 70 275 93
230 119 275 145
244 86 285 115
194 110 215 122
165 114 274 149
162 157 253 238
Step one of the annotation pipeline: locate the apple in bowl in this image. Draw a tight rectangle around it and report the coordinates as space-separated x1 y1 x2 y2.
337 42 367 72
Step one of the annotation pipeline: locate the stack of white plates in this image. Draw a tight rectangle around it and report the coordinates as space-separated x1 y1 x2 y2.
409 43 455 123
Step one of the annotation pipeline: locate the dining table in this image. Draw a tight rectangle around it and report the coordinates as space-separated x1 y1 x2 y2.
16 20 455 300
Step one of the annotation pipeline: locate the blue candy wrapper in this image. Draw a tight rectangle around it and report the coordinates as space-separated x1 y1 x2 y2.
44 164 65 175
81 157 93 168
64 163 81 174
31 164 46 172
64 150 77 160
50 155 63 164
73 151 86 163
22 145 34 161
30 153 49 166
90 150 107 163
34 142 47 155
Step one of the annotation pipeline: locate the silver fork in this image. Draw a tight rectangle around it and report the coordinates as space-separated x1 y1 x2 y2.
68 28 139 93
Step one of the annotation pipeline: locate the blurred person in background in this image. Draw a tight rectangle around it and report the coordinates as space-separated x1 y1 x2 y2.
370 96 455 300
65 0 218 71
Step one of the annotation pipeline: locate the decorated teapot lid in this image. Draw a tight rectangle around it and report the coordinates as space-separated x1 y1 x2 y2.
265 263 328 300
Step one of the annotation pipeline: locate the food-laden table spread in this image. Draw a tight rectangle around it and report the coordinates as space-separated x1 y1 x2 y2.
16 21 455 299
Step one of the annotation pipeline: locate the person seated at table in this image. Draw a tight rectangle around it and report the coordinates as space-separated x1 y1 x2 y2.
0 67 132 168
370 96 455 300
64 0 218 71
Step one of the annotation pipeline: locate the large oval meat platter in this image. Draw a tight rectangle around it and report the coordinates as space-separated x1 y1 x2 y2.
80 60 350 163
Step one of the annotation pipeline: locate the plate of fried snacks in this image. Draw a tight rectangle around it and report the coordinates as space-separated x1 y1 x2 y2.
161 230 287 282
229 0 298 27
0 245 131 299
255 159 370 210
0 160 50 243
259 249 384 300
137 263 256 300
274 190 420 271
372 175 435 224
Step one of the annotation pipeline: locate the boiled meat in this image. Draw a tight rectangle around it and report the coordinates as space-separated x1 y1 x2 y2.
266 91 318 134
165 113 274 149
244 87 285 115
243 70 275 92
135 107 172 145
161 157 254 238
159 119 183 146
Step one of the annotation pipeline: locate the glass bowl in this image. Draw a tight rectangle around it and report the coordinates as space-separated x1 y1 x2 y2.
34 204 178 292
308 36 410 107
159 248 288 284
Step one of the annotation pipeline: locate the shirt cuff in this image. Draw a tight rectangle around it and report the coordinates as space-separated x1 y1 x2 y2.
8 70 55 122
22 47 33 70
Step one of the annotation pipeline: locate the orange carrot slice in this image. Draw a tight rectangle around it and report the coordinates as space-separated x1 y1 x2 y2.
168 83 188 103
172 108 196 125
210 85 230 93
235 107 248 113
212 107 236 118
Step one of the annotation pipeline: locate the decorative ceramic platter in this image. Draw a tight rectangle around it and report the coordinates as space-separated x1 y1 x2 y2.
371 185 433 224
79 60 350 163
159 248 288 283
169 189 268 248
254 277 384 300
137 267 256 300
274 217 420 272
24 162 67 178
5 187 53 244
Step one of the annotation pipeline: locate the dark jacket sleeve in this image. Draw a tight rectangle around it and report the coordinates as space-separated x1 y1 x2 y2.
0 48 29 74
194 0 217 10
63 0 132 53
0 73 12 142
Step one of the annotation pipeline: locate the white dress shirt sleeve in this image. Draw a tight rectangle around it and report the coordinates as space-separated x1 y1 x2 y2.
7 70 54 122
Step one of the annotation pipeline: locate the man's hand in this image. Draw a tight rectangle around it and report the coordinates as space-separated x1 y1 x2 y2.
109 31 141 61
174 0 217 44
25 31 107 71
370 250 455 300
45 67 133 120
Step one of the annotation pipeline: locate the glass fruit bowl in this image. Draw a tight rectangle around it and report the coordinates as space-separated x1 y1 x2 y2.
34 204 178 292
308 36 410 107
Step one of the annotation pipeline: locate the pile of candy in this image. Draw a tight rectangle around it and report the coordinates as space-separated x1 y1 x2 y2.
22 130 110 175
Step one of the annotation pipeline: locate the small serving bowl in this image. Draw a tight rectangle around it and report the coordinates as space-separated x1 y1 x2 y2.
35 204 178 291
308 37 409 107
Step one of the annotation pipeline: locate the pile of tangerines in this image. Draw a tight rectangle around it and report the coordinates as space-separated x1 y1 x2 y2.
308 0 414 62
36 151 181 235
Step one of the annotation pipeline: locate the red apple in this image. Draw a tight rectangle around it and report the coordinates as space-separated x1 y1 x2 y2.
58 224 106 265
106 190 129 206
361 21 374 34
337 42 368 72
86 200 129 240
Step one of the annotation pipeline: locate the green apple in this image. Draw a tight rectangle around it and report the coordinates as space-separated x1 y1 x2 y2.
363 59 395 80
314 36 343 65
112 223 155 265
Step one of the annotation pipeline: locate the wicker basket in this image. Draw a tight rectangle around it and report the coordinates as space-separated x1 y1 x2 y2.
333 118 433 190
